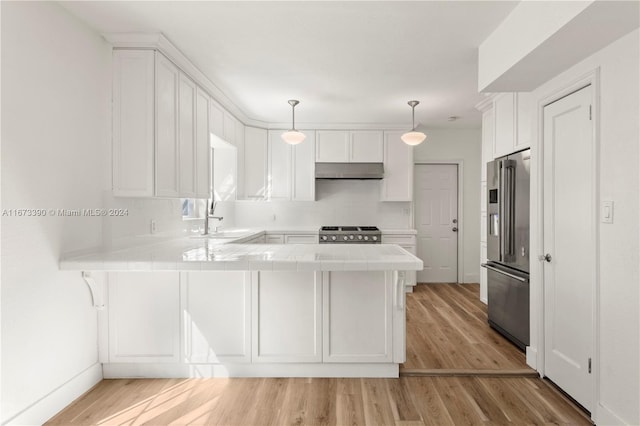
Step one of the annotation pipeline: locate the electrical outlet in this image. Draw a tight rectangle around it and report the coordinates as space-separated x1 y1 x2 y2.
150 220 157 234
601 200 614 224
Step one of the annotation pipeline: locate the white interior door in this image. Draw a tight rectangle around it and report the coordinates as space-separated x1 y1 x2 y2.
543 84 594 411
415 164 458 283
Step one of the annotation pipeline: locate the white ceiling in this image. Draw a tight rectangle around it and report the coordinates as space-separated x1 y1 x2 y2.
61 1 518 129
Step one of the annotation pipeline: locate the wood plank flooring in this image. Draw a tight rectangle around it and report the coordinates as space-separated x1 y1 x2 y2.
403 283 529 372
47 377 590 425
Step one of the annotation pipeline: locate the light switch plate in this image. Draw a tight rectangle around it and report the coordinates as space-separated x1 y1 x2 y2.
601 200 614 224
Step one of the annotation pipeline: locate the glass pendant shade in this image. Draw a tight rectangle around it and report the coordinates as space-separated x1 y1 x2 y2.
281 130 306 145
401 100 426 146
281 99 305 145
401 131 427 145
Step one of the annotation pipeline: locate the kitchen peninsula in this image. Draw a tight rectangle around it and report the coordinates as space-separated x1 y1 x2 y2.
61 230 422 379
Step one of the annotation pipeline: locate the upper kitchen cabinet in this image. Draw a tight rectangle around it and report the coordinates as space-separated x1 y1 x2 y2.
381 131 413 202
112 49 210 199
241 127 268 200
209 101 225 141
492 93 533 159
267 130 316 201
316 130 383 163
112 50 155 197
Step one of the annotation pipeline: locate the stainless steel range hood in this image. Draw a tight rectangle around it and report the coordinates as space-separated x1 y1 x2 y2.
315 162 384 180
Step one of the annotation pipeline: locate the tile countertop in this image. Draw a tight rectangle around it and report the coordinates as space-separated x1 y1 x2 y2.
60 232 423 272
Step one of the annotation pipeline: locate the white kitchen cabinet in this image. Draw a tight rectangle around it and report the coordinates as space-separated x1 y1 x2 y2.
292 130 316 201
323 271 393 363
113 49 211 199
209 101 225 140
195 88 211 199
267 130 292 200
515 92 533 151
183 272 251 363
155 53 180 197
223 112 236 145
316 130 383 163
112 50 155 197
108 272 180 363
178 73 197 197
252 271 322 363
381 234 417 290
481 109 494 181
284 234 317 244
350 131 384 162
316 130 350 162
493 93 516 158
381 131 413 201
242 127 268 200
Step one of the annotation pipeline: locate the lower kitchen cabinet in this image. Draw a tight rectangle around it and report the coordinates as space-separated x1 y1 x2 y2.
108 272 180 363
382 234 417 290
284 234 317 244
323 271 393 363
252 271 322 363
183 272 251 363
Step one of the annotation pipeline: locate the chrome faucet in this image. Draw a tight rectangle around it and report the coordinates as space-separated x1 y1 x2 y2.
203 200 224 235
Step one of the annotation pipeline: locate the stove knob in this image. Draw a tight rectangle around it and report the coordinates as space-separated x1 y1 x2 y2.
321 235 328 241
349 235 354 240
358 235 363 240
364 236 369 241
343 235 348 241
331 236 337 241
372 236 378 241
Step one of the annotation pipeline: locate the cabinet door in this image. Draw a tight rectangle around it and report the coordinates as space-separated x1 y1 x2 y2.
316 131 349 162
481 109 494 180
515 93 533 151
183 272 251 363
292 130 316 201
112 50 155 197
243 127 268 200
493 93 516 158
108 272 180 363
381 131 413 201
235 120 245 198
323 271 392 363
178 73 196 197
350 131 383 162
223 112 236 145
195 88 211 199
155 53 180 197
267 130 292 200
209 101 224 140
252 271 322 362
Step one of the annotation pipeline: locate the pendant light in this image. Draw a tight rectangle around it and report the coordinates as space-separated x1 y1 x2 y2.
401 100 427 146
281 100 306 145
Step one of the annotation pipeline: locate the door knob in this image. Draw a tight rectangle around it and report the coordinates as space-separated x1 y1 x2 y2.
452 219 458 224
452 227 458 232
538 253 552 262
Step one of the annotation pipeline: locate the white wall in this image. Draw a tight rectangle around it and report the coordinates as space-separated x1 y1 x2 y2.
413 128 482 283
1 2 109 423
235 180 410 229
528 29 639 425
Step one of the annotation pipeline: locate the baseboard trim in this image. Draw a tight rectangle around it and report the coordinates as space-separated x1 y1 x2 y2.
526 346 538 370
3 363 102 425
103 362 399 378
463 273 480 283
400 368 539 378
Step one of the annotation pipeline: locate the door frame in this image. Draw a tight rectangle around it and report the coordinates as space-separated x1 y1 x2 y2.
413 160 464 284
534 69 600 416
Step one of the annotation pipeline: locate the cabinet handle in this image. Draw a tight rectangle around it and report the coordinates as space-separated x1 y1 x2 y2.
395 271 405 310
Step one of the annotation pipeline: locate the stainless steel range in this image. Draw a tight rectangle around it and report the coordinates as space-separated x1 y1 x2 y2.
319 226 381 244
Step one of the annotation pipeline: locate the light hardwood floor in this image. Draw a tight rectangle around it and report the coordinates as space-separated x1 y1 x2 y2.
403 283 530 373
47 376 590 425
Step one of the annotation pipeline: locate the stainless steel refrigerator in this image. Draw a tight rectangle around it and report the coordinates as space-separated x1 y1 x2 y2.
482 149 530 350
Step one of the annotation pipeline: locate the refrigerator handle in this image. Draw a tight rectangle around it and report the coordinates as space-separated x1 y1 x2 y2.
481 263 529 283
502 160 516 260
